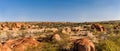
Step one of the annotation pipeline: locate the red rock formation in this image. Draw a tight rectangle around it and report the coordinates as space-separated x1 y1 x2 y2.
1 24 9 30
73 38 95 51
1 39 16 51
1 37 39 51
13 37 38 51
62 27 72 34
11 23 23 30
91 24 105 32
51 34 61 41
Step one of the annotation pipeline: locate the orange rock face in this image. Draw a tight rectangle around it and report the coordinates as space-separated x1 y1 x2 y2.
73 38 95 51
1 24 9 30
51 34 61 41
91 24 105 32
62 27 72 34
1 37 39 51
11 23 23 30
13 37 39 51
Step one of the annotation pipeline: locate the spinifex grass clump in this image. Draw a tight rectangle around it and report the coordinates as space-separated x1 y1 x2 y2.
102 40 120 51
97 38 120 51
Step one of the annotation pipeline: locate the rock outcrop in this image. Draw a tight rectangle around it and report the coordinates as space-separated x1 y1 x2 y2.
91 24 105 32
0 37 39 51
62 27 72 34
73 38 95 51
50 34 61 41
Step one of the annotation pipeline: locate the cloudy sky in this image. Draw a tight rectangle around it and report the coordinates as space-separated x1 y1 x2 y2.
0 0 120 22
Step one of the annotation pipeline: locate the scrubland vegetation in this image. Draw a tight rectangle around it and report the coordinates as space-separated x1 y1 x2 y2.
0 21 120 51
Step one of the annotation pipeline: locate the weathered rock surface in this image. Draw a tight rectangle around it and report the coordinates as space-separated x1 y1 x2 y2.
73 38 96 51
0 37 39 51
91 24 105 32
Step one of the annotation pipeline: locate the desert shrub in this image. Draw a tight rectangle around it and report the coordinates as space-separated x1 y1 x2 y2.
25 42 59 51
97 40 120 51
97 33 120 51
48 33 72 51
25 44 42 51
41 42 59 51
116 38 120 46
114 29 120 34
57 39 72 51
108 35 120 46
103 40 120 51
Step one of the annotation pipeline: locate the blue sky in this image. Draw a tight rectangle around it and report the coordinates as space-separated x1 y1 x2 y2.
0 0 120 22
